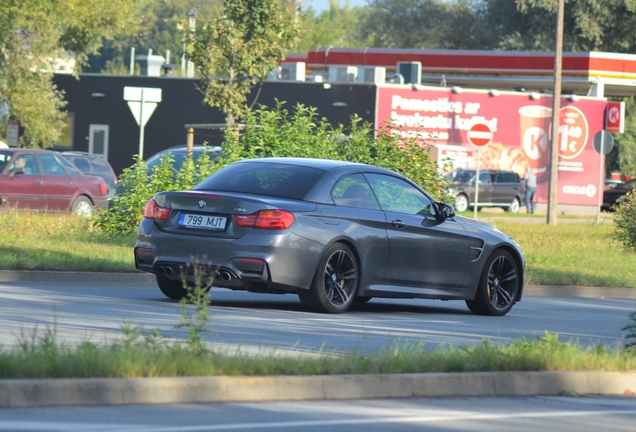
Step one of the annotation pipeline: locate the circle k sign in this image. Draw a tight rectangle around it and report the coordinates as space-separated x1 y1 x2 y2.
467 123 493 147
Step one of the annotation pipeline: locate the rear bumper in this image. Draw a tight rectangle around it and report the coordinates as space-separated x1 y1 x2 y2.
135 218 324 291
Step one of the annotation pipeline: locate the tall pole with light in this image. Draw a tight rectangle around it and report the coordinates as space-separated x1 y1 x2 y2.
547 0 565 226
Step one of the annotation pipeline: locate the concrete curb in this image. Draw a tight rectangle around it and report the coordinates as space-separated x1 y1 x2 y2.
0 270 156 285
1 271 635 299
0 372 634 408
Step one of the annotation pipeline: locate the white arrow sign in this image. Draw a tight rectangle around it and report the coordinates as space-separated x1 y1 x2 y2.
124 87 162 158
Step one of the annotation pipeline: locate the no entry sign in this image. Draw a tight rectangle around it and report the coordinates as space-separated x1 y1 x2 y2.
467 123 493 147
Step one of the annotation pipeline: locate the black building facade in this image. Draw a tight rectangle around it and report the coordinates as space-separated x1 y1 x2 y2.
53 74 377 175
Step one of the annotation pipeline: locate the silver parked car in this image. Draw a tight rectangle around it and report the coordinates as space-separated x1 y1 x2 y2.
135 158 525 316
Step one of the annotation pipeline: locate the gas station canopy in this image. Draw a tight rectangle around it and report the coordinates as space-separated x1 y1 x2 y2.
288 48 636 97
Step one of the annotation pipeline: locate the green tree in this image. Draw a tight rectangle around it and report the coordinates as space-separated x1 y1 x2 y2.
297 1 367 52
357 0 494 49
0 0 149 147
87 0 224 74
514 0 636 52
187 0 302 125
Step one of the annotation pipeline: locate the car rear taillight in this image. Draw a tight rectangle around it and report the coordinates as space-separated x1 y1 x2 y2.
144 199 171 220
101 183 108 195
234 210 295 230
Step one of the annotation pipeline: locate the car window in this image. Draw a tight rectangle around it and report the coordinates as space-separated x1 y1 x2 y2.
89 158 113 175
71 157 91 173
59 156 83 175
447 169 474 183
615 179 636 191
195 162 326 200
332 174 380 210
9 154 40 175
40 153 68 175
479 171 491 185
496 172 518 183
365 173 435 216
0 151 11 172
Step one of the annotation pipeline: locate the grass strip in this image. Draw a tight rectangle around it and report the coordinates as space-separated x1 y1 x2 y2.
0 210 134 272
1 331 634 379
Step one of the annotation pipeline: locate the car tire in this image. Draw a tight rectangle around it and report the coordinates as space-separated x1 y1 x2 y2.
71 196 94 217
454 194 469 212
465 249 520 316
156 274 188 300
506 197 520 213
299 242 358 314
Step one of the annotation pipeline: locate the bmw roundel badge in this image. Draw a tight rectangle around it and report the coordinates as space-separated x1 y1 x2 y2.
198 200 206 209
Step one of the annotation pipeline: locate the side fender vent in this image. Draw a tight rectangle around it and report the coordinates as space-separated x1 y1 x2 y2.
469 239 485 262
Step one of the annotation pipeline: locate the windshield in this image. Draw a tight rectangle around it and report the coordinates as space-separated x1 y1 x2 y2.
447 169 475 183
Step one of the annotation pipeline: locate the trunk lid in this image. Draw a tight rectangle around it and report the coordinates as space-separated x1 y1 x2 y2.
152 190 316 238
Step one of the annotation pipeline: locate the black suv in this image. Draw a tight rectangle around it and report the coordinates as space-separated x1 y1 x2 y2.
61 152 117 193
447 169 526 213
602 178 636 211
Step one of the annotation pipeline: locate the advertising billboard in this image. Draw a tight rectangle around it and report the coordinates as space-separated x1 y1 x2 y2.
375 85 608 205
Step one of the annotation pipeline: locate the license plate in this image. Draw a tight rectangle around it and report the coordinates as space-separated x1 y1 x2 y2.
178 213 227 231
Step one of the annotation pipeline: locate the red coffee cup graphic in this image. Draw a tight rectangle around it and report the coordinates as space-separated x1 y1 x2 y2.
519 105 552 179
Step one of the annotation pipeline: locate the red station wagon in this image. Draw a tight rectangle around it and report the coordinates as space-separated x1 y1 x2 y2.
0 149 109 217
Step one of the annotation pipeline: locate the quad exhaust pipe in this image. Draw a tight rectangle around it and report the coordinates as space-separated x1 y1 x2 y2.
156 265 180 276
156 265 234 282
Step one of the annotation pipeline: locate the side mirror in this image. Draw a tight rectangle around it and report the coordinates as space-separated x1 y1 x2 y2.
437 202 456 220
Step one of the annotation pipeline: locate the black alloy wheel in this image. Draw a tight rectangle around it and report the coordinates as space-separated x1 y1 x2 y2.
299 243 359 313
466 249 519 316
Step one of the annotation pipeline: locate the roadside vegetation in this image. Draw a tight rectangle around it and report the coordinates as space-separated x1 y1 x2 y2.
0 210 133 272
1 328 634 379
492 220 636 288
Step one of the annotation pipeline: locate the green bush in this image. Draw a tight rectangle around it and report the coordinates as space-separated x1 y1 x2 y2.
94 151 220 234
221 101 448 198
96 102 448 234
613 188 636 251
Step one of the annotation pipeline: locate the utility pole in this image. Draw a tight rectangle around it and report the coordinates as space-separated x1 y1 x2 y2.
547 0 565 225
187 9 197 78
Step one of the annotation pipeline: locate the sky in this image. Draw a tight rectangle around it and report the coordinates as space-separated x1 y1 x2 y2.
304 0 368 13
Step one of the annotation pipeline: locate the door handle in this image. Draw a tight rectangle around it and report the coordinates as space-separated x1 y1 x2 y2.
391 220 407 229
37 179 44 184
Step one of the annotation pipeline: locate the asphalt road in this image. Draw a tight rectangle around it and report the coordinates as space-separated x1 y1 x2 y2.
0 280 633 354
0 396 634 431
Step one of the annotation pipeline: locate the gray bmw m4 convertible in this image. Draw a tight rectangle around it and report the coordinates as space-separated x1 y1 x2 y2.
135 157 525 316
